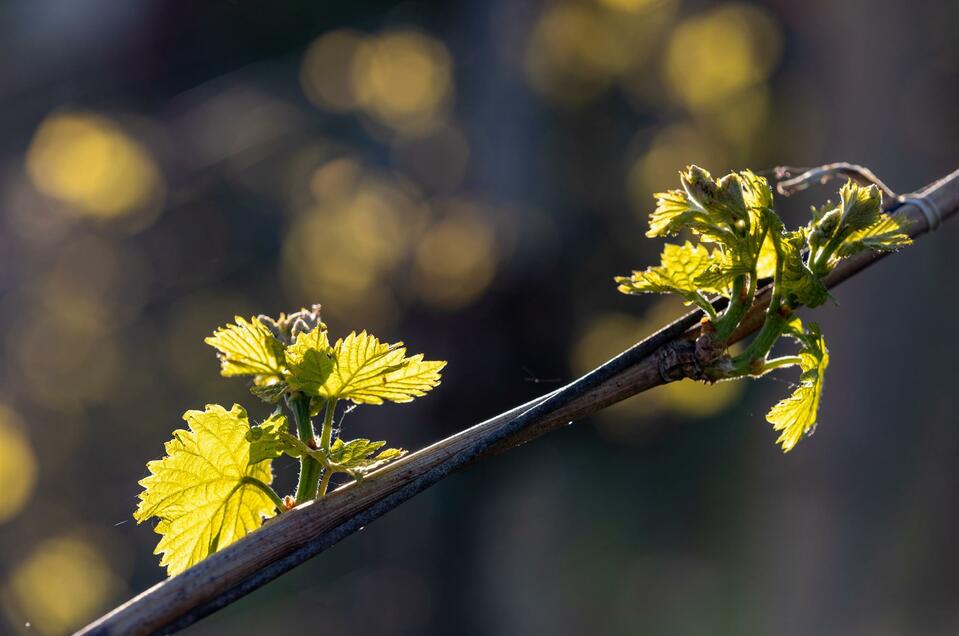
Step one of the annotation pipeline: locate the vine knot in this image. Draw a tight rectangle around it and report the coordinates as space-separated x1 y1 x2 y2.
658 333 727 383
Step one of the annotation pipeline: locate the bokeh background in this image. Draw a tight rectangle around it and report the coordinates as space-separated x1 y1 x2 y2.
1 0 958 634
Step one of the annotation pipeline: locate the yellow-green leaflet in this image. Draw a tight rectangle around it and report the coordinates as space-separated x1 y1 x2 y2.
766 324 829 452
616 242 722 297
836 212 912 258
205 316 286 380
134 404 281 576
755 233 778 280
287 329 446 405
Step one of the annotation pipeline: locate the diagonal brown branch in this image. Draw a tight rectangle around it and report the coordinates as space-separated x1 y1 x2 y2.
76 165 959 636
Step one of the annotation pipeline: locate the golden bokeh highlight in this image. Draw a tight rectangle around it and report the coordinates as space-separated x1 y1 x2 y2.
1 535 122 635
571 300 742 425
662 4 781 111
284 168 429 319
26 113 162 219
14 314 122 412
309 157 364 201
594 0 658 12
0 406 37 525
702 84 771 149
32 234 150 330
524 0 676 105
413 201 497 310
351 30 453 131
286 156 503 316
300 29 366 112
12 235 146 411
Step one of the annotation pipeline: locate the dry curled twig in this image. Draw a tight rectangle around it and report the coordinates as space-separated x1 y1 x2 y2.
773 162 899 199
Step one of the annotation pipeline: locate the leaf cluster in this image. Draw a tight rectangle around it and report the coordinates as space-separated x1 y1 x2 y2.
206 305 445 408
617 166 911 451
135 305 445 575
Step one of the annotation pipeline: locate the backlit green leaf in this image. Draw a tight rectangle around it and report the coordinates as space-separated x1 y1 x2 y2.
778 232 828 308
287 330 445 405
285 326 335 395
322 331 446 404
836 212 912 257
755 232 778 280
616 242 726 311
329 438 407 476
766 323 829 452
245 410 293 464
838 181 882 232
134 404 279 576
205 317 286 380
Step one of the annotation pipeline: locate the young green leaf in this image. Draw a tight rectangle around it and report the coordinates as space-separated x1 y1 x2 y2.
284 326 335 395
778 232 829 308
835 212 912 258
134 404 280 576
249 380 290 404
328 438 407 476
647 170 739 246
838 181 882 232
755 232 778 280
616 242 726 314
271 432 406 476
205 317 286 380
766 323 829 452
245 410 294 464
296 331 446 405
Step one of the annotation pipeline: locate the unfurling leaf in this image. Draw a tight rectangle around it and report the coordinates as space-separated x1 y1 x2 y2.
836 212 912 257
621 167 912 454
285 326 335 395
205 317 286 380
275 434 406 476
647 170 740 246
647 189 700 238
245 410 294 464
134 404 280 576
838 181 882 232
766 323 829 452
329 438 407 476
778 232 828 308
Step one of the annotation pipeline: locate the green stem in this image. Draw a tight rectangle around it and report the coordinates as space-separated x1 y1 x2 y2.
729 233 789 373
319 398 336 454
290 394 321 505
732 312 788 370
713 274 748 341
317 470 333 499
714 268 758 342
694 293 719 321
811 232 844 275
314 400 338 498
759 355 803 373
240 476 285 510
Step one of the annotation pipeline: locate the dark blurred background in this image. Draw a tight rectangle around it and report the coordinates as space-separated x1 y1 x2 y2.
1 1 958 634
